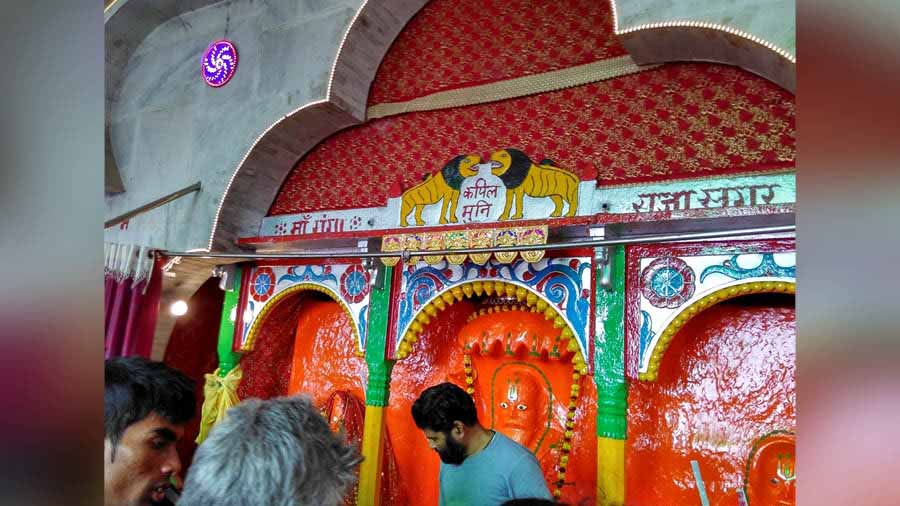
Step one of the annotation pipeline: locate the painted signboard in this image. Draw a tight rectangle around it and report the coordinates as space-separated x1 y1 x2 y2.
257 149 794 239
598 172 793 214
399 149 583 226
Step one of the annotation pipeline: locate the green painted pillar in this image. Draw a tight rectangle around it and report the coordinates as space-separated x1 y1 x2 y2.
216 264 243 377
365 265 395 406
595 246 628 505
359 265 394 506
595 245 627 439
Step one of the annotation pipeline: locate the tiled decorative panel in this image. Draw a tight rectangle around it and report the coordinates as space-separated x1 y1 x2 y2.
394 257 594 362
625 240 796 378
237 263 371 353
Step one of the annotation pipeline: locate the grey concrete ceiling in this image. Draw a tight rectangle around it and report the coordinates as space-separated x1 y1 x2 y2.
105 0 227 193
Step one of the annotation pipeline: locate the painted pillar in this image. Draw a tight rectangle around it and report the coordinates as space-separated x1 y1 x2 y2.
595 246 627 506
216 265 243 377
358 265 394 506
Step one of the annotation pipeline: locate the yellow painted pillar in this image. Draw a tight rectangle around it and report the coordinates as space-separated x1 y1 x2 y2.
357 405 386 506
357 264 394 506
597 437 625 506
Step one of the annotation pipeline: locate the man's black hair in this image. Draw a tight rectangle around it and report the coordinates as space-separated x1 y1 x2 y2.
411 382 478 432
104 356 196 460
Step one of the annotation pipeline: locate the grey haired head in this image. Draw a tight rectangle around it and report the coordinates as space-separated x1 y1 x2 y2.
179 395 362 506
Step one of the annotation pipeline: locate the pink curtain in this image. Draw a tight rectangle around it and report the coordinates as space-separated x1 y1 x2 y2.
104 256 163 359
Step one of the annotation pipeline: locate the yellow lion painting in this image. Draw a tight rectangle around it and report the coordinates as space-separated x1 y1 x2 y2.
489 148 580 220
400 154 480 226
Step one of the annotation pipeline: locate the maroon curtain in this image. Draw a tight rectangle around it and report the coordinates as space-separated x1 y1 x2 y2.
104 256 163 359
162 276 224 470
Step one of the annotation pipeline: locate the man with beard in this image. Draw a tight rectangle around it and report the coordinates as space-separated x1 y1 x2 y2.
105 356 196 506
412 382 551 505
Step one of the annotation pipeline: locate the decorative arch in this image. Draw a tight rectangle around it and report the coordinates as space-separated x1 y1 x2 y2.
398 281 578 350
394 259 593 376
608 1 796 92
627 242 796 379
208 0 796 251
241 282 363 355
208 0 430 251
237 263 372 355
638 279 795 381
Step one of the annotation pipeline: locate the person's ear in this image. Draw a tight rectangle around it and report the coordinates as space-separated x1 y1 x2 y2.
452 421 465 439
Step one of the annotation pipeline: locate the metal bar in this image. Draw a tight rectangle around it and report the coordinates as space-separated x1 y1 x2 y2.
105 182 202 228
162 224 794 260
691 460 711 506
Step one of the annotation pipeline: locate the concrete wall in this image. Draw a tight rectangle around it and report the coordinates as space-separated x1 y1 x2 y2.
616 0 795 57
105 0 362 251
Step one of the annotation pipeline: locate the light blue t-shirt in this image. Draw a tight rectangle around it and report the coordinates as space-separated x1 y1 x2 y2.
438 431 552 506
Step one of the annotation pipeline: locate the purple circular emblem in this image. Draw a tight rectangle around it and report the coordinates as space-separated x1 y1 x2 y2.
201 40 238 87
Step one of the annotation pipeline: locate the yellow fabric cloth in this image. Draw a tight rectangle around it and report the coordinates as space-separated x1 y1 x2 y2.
195 365 243 444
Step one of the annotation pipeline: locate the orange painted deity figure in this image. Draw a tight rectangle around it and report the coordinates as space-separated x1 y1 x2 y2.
460 308 587 500
745 431 796 506
490 363 564 488
492 364 551 452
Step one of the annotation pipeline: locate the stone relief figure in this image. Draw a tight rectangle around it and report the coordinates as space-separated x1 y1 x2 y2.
459 307 588 502
744 431 795 506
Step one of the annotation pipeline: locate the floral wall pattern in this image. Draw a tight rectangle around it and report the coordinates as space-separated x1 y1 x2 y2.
367 0 626 104
272 64 794 214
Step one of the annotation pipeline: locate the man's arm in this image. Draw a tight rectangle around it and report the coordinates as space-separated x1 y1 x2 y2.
508 454 553 499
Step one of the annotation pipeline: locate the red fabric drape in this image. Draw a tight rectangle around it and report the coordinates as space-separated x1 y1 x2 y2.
162 276 224 470
104 256 163 359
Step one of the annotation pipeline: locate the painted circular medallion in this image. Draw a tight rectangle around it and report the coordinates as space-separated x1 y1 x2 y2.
641 256 696 308
340 264 370 303
250 267 276 303
201 40 238 87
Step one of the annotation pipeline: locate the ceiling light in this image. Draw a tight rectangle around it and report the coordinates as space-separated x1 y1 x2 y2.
170 300 188 316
